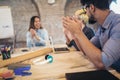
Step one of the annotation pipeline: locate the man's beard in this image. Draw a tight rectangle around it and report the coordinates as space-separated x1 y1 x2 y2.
88 15 97 24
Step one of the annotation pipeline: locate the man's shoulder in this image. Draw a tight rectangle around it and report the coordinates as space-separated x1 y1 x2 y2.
111 12 120 22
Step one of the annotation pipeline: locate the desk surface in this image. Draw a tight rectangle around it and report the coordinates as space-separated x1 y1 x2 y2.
14 51 94 80
0 46 120 80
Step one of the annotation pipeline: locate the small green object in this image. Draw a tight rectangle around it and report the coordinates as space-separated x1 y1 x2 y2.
47 55 53 63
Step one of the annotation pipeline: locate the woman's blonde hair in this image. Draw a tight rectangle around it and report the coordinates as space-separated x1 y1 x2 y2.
75 8 89 24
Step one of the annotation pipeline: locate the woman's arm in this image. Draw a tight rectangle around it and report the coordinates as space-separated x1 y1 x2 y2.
29 28 40 41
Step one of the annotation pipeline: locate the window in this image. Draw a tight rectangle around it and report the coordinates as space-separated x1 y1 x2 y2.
110 0 120 14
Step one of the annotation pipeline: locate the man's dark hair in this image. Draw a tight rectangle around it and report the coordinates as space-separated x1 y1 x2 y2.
80 0 110 10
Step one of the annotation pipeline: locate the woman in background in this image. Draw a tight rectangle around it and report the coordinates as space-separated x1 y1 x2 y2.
26 16 49 48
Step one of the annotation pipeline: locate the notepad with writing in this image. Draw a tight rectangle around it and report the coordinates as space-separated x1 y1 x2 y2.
65 70 119 80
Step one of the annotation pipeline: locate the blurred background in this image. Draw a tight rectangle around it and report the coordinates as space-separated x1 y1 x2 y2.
0 0 119 48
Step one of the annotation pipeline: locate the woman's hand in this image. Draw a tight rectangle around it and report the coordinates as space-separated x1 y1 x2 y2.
30 28 40 41
30 28 36 38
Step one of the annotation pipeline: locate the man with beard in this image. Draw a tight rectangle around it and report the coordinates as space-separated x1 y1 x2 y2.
62 0 120 72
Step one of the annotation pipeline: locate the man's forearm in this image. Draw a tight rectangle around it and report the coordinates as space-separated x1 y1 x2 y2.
73 38 84 51
75 32 105 69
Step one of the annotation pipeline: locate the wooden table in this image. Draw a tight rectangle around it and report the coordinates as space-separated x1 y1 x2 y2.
1 46 120 80
13 51 92 80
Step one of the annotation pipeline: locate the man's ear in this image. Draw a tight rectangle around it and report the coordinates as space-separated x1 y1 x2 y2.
89 4 95 12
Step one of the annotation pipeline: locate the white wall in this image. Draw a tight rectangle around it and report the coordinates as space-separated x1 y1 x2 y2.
110 0 120 14
0 6 14 39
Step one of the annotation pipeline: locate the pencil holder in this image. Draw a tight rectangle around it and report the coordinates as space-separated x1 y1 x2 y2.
0 45 11 60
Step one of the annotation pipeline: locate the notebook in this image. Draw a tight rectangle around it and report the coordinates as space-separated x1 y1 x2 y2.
65 70 119 80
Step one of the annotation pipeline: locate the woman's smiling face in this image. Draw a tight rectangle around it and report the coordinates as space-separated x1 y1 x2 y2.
34 17 41 29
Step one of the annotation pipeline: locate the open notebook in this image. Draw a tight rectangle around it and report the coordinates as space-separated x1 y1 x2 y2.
66 70 119 80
